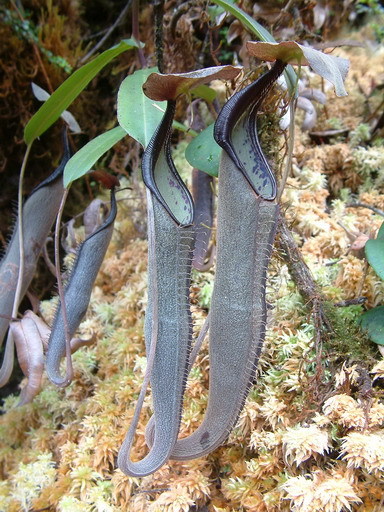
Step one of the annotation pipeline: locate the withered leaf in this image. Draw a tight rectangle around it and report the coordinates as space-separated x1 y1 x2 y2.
11 311 95 406
11 311 48 406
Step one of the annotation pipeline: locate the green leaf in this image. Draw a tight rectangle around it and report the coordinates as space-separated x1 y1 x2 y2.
365 237 384 280
210 0 297 94
185 124 220 177
31 82 81 133
24 39 139 144
207 0 235 20
63 126 126 187
172 121 198 137
117 68 166 148
211 0 274 42
191 84 217 103
377 221 384 240
359 306 384 345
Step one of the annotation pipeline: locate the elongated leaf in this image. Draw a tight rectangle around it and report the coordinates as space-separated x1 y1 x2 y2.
207 0 235 20
185 124 221 177
31 82 82 134
360 306 384 346
63 126 126 187
365 238 384 280
24 39 138 144
212 0 274 42
117 68 166 148
247 41 349 97
210 0 297 93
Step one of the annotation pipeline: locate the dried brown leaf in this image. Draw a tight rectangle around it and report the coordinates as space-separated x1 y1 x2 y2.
11 311 95 405
11 311 47 405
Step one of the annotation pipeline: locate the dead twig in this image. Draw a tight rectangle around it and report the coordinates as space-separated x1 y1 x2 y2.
154 0 165 73
346 202 384 217
278 215 333 397
79 0 133 64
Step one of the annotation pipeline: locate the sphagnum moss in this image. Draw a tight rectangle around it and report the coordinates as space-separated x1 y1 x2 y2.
1 204 383 511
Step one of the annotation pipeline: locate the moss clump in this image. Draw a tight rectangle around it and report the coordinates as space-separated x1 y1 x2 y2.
322 301 379 364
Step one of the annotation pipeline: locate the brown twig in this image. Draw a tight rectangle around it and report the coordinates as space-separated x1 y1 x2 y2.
278 216 320 306
273 0 295 28
169 1 190 39
42 238 57 277
334 297 367 307
346 202 384 217
131 0 147 68
54 187 73 386
153 0 165 73
278 214 333 395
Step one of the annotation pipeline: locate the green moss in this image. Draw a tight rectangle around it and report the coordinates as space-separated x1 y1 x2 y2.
10 452 56 512
57 496 90 512
192 268 215 309
352 146 384 192
2 7 73 73
322 301 379 363
349 123 371 147
258 108 282 167
327 117 344 130
198 279 214 309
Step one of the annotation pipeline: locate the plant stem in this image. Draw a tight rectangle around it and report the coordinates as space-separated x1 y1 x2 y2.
54 187 73 385
346 202 384 217
0 143 32 387
278 215 320 308
131 0 147 68
277 99 296 202
278 214 332 395
12 143 32 319
154 0 165 73
357 260 369 298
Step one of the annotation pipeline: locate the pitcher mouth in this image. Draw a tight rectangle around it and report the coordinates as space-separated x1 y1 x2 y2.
142 100 194 227
214 60 286 201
